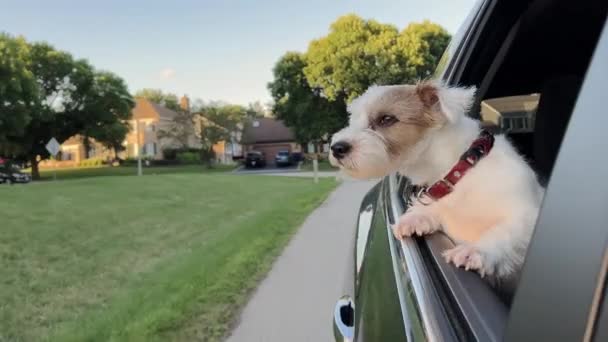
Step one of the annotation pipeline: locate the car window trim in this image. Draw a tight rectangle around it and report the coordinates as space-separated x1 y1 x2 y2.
445 0 496 84
386 174 458 342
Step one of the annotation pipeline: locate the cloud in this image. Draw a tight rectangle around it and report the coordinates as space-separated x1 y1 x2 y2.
159 68 176 80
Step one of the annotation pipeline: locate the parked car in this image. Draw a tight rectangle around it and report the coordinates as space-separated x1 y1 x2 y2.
274 150 293 167
244 151 266 168
333 0 608 341
0 165 31 184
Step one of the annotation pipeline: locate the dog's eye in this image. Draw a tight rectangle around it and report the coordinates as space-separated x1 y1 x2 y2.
377 114 398 127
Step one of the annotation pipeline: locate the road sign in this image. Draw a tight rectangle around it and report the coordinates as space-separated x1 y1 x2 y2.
45 138 61 156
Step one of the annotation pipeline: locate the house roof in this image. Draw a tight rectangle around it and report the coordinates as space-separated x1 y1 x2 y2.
481 94 540 119
132 98 178 120
241 117 295 144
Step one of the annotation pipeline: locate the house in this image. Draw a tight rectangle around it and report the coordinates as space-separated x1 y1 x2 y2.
44 95 234 167
240 117 301 165
59 135 113 164
121 96 198 160
481 94 540 133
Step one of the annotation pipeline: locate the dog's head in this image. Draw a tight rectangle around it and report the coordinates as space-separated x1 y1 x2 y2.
329 81 476 179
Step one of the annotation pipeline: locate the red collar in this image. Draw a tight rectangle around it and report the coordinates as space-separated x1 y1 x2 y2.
416 130 495 204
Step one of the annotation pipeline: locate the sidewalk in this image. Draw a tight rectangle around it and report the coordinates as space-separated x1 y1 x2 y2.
227 179 376 342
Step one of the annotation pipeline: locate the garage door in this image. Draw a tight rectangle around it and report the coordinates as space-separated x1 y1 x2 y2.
253 144 291 165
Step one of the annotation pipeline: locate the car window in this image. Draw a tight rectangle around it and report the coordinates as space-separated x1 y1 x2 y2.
395 0 606 340
469 0 605 292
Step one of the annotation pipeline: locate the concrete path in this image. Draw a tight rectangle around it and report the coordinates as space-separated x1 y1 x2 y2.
262 171 339 178
226 178 377 342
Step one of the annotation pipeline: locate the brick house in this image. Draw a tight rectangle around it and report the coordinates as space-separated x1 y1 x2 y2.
240 117 302 165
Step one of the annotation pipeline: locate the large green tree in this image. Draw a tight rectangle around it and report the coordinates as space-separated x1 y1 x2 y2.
267 16 450 148
0 34 38 148
0 38 134 179
268 52 347 145
304 15 450 101
134 88 180 111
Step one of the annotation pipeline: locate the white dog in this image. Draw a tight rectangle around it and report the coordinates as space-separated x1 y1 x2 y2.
329 81 544 280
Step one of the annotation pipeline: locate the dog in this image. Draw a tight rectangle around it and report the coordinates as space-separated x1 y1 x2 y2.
329 81 544 281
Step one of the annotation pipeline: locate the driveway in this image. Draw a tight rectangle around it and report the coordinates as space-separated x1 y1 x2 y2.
227 178 377 342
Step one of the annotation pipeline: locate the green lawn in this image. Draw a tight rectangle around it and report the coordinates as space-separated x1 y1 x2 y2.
0 174 337 341
33 164 236 181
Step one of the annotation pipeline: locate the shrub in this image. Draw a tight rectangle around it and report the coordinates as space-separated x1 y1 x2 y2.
162 148 178 161
78 158 104 168
176 151 200 164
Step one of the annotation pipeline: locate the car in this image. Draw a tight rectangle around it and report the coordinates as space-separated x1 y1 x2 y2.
244 151 266 168
274 150 293 167
333 0 608 341
0 165 31 184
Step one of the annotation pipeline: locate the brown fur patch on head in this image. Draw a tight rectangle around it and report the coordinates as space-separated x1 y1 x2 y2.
364 84 445 158
416 81 439 107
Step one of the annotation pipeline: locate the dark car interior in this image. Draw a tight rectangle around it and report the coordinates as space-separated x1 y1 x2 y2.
472 0 605 294
467 0 606 185
395 0 607 338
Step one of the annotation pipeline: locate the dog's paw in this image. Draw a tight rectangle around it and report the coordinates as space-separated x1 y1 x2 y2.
442 244 491 278
392 213 436 240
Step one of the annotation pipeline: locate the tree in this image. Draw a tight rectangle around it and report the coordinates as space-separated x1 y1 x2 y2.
198 104 246 167
156 110 196 149
134 88 180 111
0 33 38 148
399 20 452 78
245 101 267 118
82 71 134 157
304 15 450 101
268 52 347 145
2 39 134 179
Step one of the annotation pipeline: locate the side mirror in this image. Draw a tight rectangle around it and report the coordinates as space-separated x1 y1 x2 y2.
333 296 354 341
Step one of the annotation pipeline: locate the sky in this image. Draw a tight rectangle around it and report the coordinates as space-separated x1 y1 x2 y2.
1 0 477 106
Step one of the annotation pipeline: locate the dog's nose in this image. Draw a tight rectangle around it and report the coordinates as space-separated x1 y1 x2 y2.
331 141 352 159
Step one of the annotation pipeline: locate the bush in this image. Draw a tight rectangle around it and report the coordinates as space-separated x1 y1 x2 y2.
176 151 200 164
162 148 178 161
163 148 201 161
78 158 104 168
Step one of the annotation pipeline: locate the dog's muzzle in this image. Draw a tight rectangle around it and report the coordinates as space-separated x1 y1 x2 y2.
331 141 351 159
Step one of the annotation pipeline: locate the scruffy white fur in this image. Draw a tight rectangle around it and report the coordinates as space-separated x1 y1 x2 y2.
330 82 544 280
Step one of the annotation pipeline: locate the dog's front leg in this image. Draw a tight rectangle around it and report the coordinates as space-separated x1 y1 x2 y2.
442 217 533 279
392 204 442 240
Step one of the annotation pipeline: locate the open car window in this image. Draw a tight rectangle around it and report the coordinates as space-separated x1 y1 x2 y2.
394 0 607 340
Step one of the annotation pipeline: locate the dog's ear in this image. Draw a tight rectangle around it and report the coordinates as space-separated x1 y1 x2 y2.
416 81 476 123
416 82 440 107
437 84 477 123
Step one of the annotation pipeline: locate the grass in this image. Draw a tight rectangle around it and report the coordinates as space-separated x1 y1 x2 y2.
300 159 338 172
32 164 236 181
0 173 337 341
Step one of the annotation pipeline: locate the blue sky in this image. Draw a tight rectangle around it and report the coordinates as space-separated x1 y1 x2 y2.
1 0 476 106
